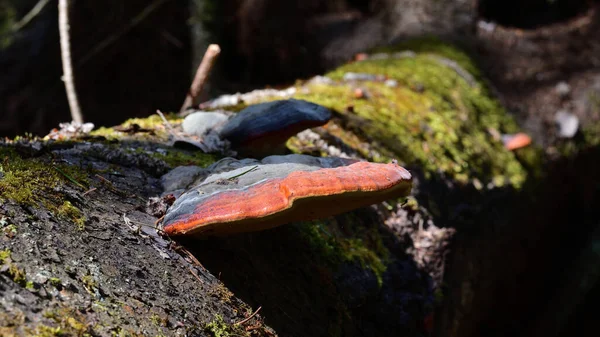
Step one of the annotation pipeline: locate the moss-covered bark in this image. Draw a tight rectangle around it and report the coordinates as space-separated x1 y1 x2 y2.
0 140 275 336
2 37 599 337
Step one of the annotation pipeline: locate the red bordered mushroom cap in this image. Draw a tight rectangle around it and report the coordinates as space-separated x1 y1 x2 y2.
163 158 412 237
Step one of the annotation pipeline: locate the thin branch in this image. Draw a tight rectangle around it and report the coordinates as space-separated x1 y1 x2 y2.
11 0 51 33
180 44 221 114
180 247 206 270
189 267 205 284
234 306 262 326
95 174 146 203
58 0 83 123
156 109 176 137
81 187 97 196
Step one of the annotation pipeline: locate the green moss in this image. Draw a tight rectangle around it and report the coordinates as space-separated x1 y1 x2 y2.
589 91 600 114
513 146 545 180
209 282 234 304
340 238 387 285
0 147 93 229
90 114 182 141
205 315 230 337
149 149 216 168
582 120 600 147
0 2 16 49
0 309 25 336
90 126 121 140
8 264 27 287
550 120 600 159
204 314 248 337
149 314 166 327
291 42 527 188
0 248 10 263
297 216 390 286
124 145 217 169
2 223 17 238
92 123 219 169
0 148 89 207
123 114 181 129
80 274 98 294
40 308 92 337
30 325 64 337
298 221 341 262
371 36 482 79
0 249 30 288
49 277 62 287
57 201 86 230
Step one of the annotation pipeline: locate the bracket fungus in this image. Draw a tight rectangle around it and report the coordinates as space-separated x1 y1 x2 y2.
162 155 412 237
218 99 332 157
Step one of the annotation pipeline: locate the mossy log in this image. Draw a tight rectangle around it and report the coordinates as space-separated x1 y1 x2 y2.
2 38 600 337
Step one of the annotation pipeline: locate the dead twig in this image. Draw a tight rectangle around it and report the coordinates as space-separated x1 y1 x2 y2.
166 241 205 270
95 174 126 195
156 110 176 137
94 174 146 202
189 267 205 284
81 187 97 196
122 217 159 232
58 0 83 123
173 245 206 271
11 0 51 33
234 306 262 326
179 44 221 114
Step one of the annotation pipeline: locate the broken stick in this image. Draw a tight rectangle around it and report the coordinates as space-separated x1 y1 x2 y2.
179 44 221 114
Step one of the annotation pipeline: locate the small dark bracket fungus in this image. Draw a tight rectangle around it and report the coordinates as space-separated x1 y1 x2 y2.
218 99 332 157
162 159 412 237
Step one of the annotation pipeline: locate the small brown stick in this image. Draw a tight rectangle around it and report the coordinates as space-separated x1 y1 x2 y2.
95 174 127 197
234 306 262 326
95 174 115 185
167 241 207 270
180 247 206 270
188 267 205 284
82 187 97 196
58 0 84 123
94 174 145 202
179 44 221 114
156 110 176 137
154 214 165 226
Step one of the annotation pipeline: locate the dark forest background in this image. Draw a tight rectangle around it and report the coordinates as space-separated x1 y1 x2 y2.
1 0 598 137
